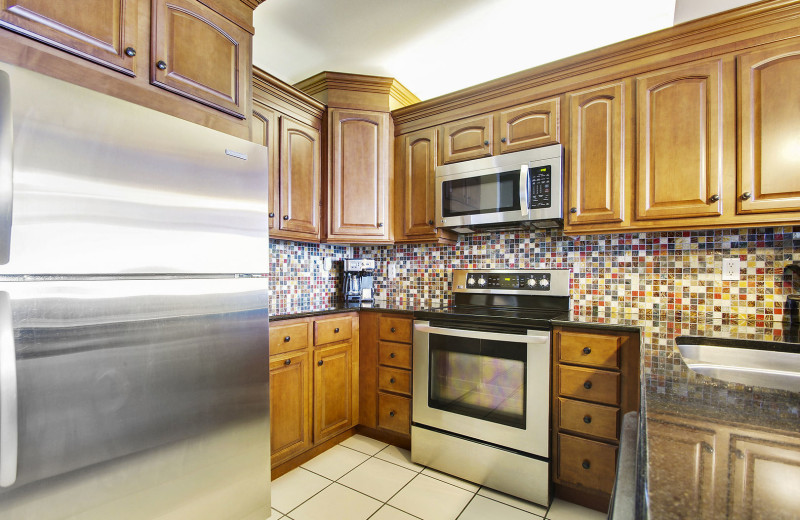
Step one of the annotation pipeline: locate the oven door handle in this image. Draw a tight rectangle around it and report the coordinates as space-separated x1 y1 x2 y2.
519 164 530 217
414 322 548 344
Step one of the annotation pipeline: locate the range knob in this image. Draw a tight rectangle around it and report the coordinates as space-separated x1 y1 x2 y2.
467 276 476 286
478 277 487 286
527 278 537 287
540 278 550 287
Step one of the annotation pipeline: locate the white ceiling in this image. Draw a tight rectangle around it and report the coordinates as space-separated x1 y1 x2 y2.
251 0 752 101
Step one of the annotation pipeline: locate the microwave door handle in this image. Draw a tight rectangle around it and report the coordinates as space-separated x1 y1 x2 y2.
0 291 17 487
519 164 529 217
0 71 13 265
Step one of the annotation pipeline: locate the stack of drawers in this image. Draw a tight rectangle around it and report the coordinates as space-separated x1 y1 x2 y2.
376 315 413 435
552 327 639 509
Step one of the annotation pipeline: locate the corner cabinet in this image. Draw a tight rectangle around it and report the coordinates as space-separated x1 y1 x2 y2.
327 108 393 244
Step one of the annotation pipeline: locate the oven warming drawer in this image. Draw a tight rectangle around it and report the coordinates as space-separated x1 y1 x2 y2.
411 425 549 505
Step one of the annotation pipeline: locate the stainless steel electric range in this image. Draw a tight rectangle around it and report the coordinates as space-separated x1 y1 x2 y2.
412 269 570 506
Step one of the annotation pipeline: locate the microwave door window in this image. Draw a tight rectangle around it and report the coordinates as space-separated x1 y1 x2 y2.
442 171 520 217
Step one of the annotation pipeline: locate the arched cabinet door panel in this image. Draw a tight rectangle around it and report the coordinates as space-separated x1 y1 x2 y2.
280 115 321 238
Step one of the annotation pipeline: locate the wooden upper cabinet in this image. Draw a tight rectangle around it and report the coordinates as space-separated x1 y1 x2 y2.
402 127 438 238
0 0 139 75
151 0 250 118
636 60 725 220
328 108 392 242
738 40 800 213
441 114 493 164
252 101 279 234
498 97 560 154
279 116 321 239
567 81 628 225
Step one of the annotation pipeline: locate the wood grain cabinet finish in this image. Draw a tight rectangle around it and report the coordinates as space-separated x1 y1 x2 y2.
498 97 560 154
151 0 250 118
567 81 628 225
635 59 725 220
313 342 356 442
738 40 800 213
0 0 139 75
327 108 392 243
400 128 438 239
269 321 309 357
269 350 312 465
377 392 411 435
441 114 493 164
557 433 618 495
279 115 321 240
251 101 279 233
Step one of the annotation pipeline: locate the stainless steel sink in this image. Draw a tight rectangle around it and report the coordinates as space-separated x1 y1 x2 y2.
676 337 800 392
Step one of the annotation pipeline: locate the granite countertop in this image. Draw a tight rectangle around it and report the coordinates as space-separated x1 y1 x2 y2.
269 301 417 321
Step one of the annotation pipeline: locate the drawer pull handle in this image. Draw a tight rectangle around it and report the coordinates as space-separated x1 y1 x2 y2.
389 411 395 417
391 327 396 333
318 360 323 366
390 377 396 384
584 381 592 390
583 415 592 424
582 347 591 355
390 352 396 358
284 359 291 366
334 327 340 333
284 336 291 342
582 460 591 470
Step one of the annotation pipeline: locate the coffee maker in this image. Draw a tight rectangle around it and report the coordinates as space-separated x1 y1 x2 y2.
342 258 375 303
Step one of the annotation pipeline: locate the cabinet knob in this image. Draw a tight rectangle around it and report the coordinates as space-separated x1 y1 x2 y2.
283 215 289 220
582 460 591 470
583 415 592 424
390 352 396 358
390 377 396 384
334 327 340 333
156 60 167 70
500 137 507 143
378 222 384 227
391 327 396 333
709 194 720 202
742 192 752 200
584 381 592 390
284 359 291 366
483 140 489 146
284 336 291 342
269 212 275 218
582 347 591 355
428 220 434 226
318 360 323 366
570 207 578 214
389 411 395 417
125 47 136 57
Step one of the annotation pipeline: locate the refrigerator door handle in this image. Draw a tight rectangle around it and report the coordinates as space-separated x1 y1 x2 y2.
0 70 13 265
0 291 17 487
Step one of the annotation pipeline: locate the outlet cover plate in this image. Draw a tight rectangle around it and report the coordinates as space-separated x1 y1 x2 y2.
723 258 740 281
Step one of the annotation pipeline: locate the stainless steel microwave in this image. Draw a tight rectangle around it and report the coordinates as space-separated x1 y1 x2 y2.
435 144 562 232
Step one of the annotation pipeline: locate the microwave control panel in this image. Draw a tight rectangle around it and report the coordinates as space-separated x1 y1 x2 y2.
528 165 552 209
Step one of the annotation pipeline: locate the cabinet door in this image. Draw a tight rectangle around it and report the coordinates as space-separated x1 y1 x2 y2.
313 343 354 442
729 434 800 519
647 417 717 520
270 350 312 466
567 82 627 225
738 41 800 213
636 60 725 220
328 109 391 240
441 114 493 164
0 0 139 74
280 116 321 239
402 127 438 238
252 102 279 234
151 0 250 118
498 97 560 154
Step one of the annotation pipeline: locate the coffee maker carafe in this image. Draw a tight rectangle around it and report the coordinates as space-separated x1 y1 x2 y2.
342 258 375 303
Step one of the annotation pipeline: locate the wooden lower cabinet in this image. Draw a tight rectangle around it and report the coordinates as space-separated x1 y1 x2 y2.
313 342 356 442
269 350 312 466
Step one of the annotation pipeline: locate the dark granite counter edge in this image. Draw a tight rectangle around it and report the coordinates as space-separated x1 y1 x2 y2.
550 319 642 333
270 305 415 321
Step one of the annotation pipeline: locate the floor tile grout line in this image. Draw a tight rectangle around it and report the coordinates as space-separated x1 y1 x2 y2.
274 470 335 518
476 490 548 518
454 491 480 520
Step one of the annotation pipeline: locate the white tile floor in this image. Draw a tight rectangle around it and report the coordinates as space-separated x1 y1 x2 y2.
269 435 607 520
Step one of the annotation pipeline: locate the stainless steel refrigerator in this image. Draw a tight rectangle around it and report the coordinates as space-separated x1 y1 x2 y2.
0 62 271 519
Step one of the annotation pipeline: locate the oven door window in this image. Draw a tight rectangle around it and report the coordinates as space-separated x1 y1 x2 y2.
441 170 520 217
428 334 526 429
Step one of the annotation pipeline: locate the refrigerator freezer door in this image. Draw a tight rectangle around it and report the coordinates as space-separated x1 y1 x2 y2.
0 62 268 275
0 277 270 520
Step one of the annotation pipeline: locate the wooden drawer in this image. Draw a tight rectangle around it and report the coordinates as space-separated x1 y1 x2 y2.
559 398 619 441
378 342 412 369
379 316 412 343
270 321 310 356
378 367 412 396
558 365 620 405
314 316 353 346
557 433 618 494
378 392 411 435
559 331 622 368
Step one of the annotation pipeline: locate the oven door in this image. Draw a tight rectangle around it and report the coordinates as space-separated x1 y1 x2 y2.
412 320 550 457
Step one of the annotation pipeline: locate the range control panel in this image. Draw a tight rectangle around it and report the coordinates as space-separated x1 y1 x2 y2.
452 269 570 296
465 272 551 291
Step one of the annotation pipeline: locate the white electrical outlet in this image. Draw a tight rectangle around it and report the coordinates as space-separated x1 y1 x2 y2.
387 263 397 278
722 258 741 281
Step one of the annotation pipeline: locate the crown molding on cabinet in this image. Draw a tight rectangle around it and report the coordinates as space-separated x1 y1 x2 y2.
253 66 326 122
294 71 420 111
